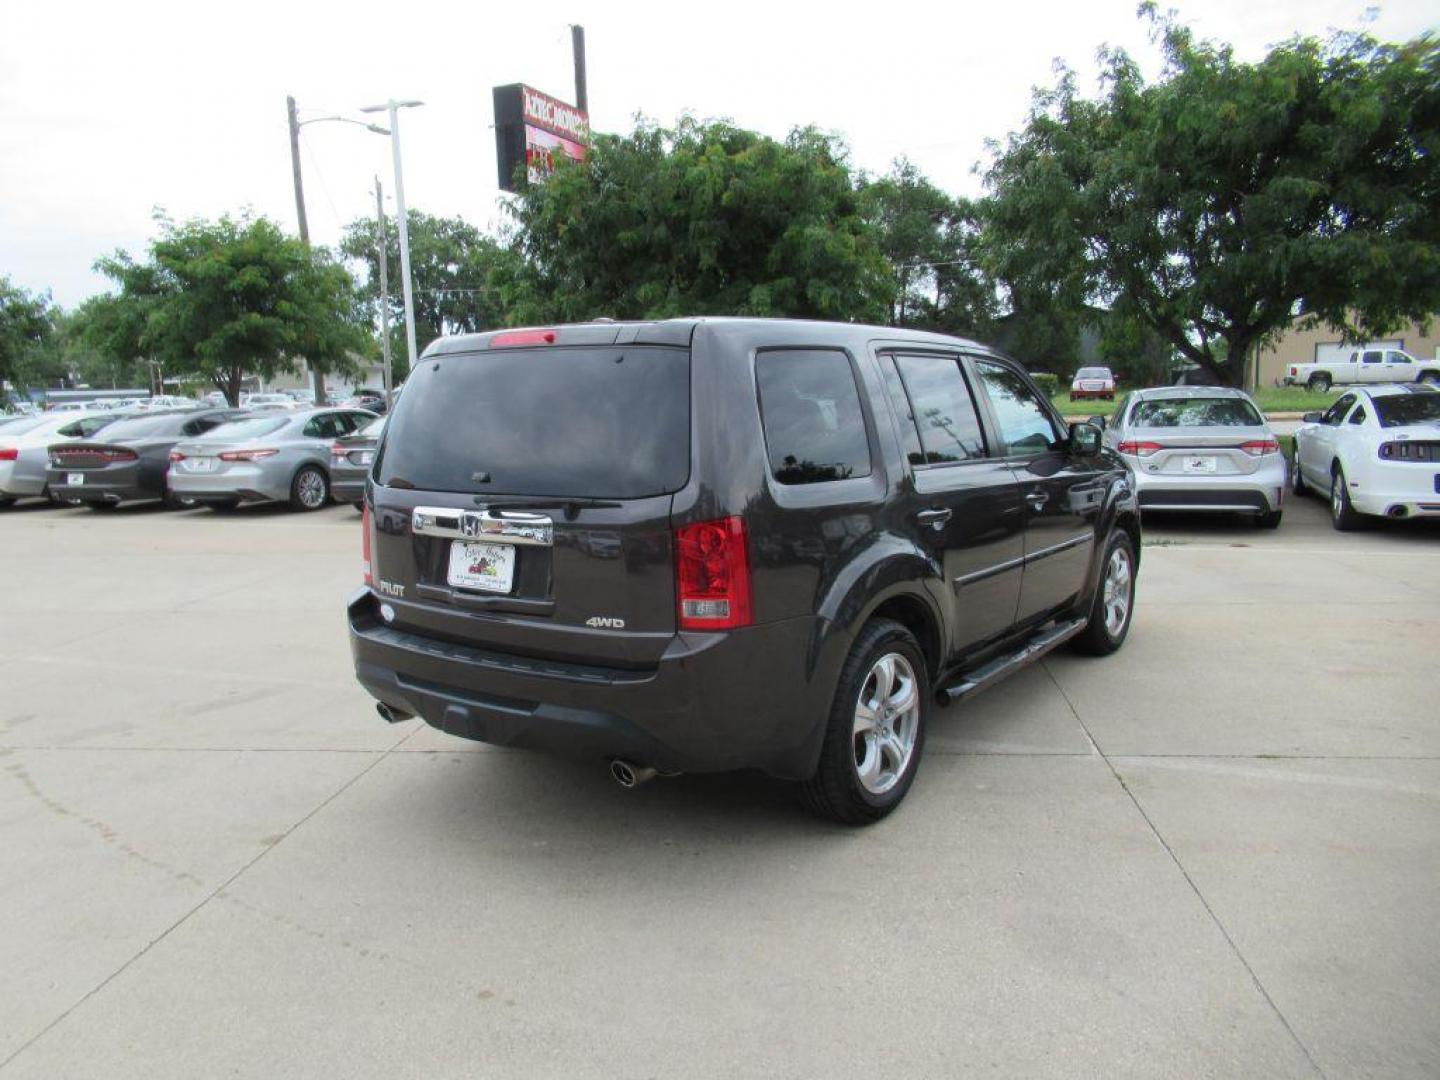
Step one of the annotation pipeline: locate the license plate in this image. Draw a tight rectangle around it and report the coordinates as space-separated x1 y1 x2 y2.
67 473 84 486
189 457 215 472
1183 456 1218 474
447 541 515 593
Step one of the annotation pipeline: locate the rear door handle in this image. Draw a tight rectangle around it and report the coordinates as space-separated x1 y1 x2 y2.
1026 492 1049 510
915 508 952 529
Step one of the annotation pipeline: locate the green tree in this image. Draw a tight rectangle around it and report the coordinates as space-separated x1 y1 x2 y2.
982 9 1440 386
341 210 519 369
860 160 993 334
0 278 55 399
96 213 371 405
502 118 891 324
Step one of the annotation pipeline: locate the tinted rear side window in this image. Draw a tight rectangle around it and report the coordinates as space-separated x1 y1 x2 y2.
756 350 871 485
892 354 986 464
378 346 690 498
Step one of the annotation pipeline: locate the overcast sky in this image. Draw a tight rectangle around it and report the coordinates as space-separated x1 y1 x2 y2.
2 0 1433 307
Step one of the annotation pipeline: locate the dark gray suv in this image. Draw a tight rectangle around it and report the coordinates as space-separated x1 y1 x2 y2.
349 319 1139 822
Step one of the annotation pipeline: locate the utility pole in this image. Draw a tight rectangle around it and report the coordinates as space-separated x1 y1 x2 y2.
571 25 588 113
286 95 323 401
375 176 393 411
286 96 310 245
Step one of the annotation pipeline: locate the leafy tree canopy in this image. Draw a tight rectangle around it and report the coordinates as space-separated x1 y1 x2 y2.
341 210 520 370
859 159 993 335
500 118 892 324
982 6 1440 385
96 213 370 405
0 277 55 397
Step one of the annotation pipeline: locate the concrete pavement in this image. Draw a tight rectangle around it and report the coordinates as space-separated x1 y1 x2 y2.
0 495 1436 1077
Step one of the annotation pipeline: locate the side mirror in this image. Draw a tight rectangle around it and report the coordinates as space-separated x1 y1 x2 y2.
1302 412 1323 424
1069 421 1103 455
1086 414 1108 430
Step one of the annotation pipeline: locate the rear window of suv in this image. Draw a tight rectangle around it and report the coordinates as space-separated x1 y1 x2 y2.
377 345 690 498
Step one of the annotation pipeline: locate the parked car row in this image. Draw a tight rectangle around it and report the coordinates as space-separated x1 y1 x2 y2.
0 406 379 512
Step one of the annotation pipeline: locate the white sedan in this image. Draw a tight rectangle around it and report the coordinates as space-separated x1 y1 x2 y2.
1293 384 1440 529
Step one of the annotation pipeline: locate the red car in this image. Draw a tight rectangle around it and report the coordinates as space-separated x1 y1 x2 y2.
1070 366 1117 401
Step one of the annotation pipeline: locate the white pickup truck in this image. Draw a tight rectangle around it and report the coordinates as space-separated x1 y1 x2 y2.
1283 348 1440 392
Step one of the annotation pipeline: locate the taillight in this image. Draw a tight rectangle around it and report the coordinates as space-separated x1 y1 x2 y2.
330 441 346 460
1239 438 1280 457
218 449 278 461
674 516 751 631
1116 440 1163 457
169 451 185 463
0 447 19 461
362 504 373 586
490 329 557 347
1289 366 1298 377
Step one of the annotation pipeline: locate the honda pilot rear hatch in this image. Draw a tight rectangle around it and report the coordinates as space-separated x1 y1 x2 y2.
370 342 691 668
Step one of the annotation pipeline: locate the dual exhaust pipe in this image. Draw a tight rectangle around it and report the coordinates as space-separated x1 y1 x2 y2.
374 704 660 789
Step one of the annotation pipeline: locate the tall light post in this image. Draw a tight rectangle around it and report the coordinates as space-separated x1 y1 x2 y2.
374 176 393 411
361 99 423 373
284 97 390 398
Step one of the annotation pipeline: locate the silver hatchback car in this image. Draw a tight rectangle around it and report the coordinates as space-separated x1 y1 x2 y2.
167 408 376 511
1103 386 1286 528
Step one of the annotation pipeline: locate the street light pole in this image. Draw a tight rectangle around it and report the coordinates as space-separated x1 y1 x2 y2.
285 98 389 400
375 176 393 411
362 99 423 374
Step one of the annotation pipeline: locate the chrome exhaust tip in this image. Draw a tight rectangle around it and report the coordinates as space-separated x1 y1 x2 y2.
1388 505 1409 519
609 759 657 788
376 702 412 724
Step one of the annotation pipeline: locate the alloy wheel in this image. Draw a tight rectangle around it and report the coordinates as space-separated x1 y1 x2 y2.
852 653 921 795
298 470 327 509
1102 546 1132 638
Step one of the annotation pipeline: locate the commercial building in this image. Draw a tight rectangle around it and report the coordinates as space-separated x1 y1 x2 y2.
1251 317 1440 388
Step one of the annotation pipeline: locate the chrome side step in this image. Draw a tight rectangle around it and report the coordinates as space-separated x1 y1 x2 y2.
937 616 1088 704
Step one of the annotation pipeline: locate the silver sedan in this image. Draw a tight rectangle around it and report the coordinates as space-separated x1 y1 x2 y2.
1102 386 1287 528
167 408 377 511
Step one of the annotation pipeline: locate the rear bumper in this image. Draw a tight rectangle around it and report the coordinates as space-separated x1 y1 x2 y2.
0 459 44 497
347 590 839 778
168 464 289 502
1069 389 1113 400
331 471 366 504
1349 469 1440 518
44 466 152 503
1132 457 1286 514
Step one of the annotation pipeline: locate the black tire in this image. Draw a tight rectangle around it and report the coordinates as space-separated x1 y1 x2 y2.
1292 459 1309 496
1307 373 1331 393
802 618 930 825
289 466 329 512
1419 372 1439 386
0 496 14 509
1072 529 1137 657
1257 509 1283 529
1330 468 1364 532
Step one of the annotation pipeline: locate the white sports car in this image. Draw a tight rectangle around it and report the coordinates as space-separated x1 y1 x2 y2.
1293 384 1440 529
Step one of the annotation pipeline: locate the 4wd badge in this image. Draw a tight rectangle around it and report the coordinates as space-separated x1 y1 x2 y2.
585 616 626 629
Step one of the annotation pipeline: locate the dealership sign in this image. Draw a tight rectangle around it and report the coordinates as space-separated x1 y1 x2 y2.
493 83 590 192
